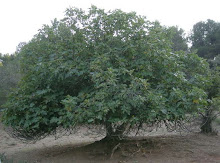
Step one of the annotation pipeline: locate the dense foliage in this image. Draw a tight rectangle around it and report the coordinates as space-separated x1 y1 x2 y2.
2 6 211 139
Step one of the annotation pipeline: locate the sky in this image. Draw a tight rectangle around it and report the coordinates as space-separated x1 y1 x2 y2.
0 0 220 54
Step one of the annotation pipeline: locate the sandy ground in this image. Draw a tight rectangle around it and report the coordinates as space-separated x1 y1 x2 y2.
0 120 220 163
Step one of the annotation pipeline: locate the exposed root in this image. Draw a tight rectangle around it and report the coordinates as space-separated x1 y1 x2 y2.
110 143 121 159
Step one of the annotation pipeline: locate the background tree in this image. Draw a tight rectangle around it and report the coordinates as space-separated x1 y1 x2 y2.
2 6 210 140
210 54 220 68
169 26 188 52
190 19 220 61
0 53 21 109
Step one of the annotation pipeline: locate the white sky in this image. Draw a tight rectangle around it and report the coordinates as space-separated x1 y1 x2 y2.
0 0 220 54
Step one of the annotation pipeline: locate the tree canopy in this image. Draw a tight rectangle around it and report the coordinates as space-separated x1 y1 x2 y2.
2 6 211 140
190 19 220 61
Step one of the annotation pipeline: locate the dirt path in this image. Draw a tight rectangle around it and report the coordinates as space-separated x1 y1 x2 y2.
0 122 98 161
0 121 220 163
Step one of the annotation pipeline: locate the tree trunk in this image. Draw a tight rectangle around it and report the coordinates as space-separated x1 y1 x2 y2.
105 122 114 140
201 117 213 133
105 122 128 141
201 108 213 133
